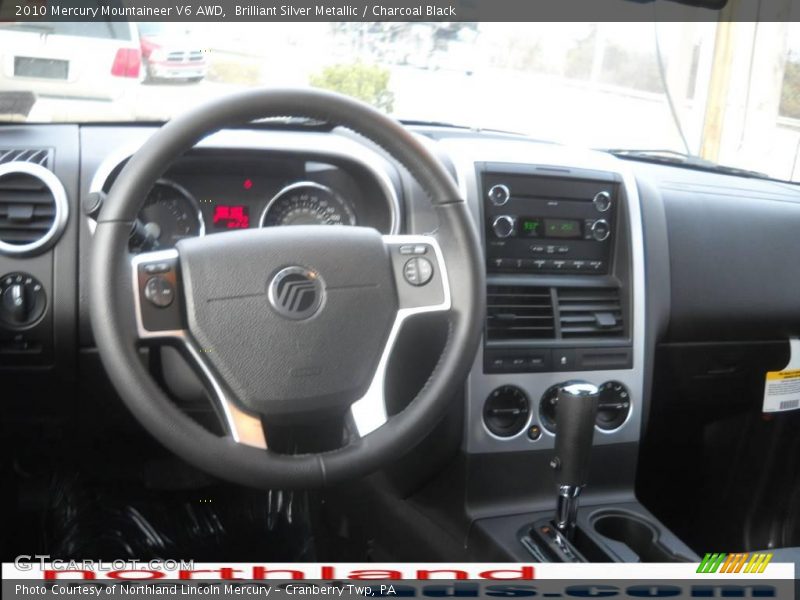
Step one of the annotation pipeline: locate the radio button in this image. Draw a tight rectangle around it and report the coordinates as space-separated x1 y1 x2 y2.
572 260 587 271
492 215 516 239
593 191 612 212
552 260 567 270
557 246 570 254
488 184 511 206
530 245 545 254
532 259 548 270
589 260 605 271
591 219 611 242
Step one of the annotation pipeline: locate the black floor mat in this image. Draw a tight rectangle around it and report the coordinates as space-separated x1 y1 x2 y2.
37 472 316 561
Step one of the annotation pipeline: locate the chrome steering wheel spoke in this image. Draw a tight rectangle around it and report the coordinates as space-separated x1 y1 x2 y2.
349 235 452 437
131 249 267 449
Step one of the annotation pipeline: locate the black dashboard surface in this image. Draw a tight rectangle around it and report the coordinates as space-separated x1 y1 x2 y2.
631 162 800 342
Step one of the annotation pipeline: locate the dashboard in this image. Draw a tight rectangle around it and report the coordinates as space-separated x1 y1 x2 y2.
2 120 800 467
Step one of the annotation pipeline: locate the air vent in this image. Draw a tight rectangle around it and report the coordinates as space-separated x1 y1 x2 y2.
486 285 555 341
0 161 67 256
556 287 624 338
0 148 51 168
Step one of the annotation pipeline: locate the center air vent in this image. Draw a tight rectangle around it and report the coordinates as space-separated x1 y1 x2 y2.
0 161 67 256
486 285 555 341
556 287 624 338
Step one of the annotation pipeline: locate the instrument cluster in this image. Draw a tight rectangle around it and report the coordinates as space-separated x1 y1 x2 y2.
122 150 397 253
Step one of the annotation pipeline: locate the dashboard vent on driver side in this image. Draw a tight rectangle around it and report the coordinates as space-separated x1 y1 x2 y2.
556 287 624 339
0 160 67 256
0 148 51 168
486 285 555 341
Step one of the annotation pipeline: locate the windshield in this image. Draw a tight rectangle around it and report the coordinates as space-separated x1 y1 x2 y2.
1 21 799 181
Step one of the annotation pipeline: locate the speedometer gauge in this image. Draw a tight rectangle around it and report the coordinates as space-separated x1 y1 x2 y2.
259 182 356 228
129 179 205 253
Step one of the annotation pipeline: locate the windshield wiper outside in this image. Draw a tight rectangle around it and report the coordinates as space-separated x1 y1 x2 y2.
399 118 473 130
602 148 770 180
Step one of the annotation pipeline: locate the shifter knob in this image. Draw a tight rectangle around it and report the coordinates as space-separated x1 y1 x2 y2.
553 382 599 486
551 382 599 540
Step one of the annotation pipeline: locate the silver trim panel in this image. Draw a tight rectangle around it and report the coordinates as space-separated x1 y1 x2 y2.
130 248 267 449
439 138 647 453
349 235 452 437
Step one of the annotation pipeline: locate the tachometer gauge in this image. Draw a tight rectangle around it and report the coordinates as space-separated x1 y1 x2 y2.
129 180 205 253
259 182 356 228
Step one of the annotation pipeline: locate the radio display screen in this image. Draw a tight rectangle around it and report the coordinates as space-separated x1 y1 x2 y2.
544 218 582 239
520 217 582 239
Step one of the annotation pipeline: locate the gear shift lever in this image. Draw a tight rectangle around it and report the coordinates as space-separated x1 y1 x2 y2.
551 382 599 540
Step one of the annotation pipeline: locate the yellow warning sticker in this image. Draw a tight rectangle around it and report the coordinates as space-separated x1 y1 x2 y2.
763 340 800 413
766 369 800 381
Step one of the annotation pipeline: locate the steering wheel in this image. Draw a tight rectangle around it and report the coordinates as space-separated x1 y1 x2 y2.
89 89 484 489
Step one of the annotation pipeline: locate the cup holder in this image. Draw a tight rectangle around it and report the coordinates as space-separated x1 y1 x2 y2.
592 511 691 563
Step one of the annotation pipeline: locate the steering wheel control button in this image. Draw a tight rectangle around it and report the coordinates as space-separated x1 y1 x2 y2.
268 266 325 320
403 257 434 286
488 184 511 206
144 276 175 308
484 385 529 437
593 191 612 212
399 244 428 255
0 273 46 328
143 262 171 275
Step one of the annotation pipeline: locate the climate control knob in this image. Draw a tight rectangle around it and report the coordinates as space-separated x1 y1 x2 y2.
484 385 529 437
591 219 611 242
596 381 632 431
492 215 516 239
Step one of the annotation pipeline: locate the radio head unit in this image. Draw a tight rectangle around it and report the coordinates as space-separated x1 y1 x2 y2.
481 167 621 275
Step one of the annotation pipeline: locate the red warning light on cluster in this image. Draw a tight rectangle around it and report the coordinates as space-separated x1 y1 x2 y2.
243 179 253 190
213 205 250 229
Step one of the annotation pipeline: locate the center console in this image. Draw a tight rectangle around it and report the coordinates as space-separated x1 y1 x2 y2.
461 157 641 454
433 138 694 563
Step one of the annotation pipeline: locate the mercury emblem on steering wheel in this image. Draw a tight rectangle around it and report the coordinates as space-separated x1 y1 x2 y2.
268 266 325 320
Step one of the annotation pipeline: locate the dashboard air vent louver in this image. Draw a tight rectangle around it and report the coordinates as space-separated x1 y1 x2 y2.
556 287 624 338
0 161 67 256
486 285 555 341
0 148 51 168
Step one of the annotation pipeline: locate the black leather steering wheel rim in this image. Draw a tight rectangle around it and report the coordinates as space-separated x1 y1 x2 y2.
89 88 484 489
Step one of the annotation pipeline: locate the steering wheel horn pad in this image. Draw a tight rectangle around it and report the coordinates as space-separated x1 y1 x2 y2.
90 88 484 489
178 225 397 417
